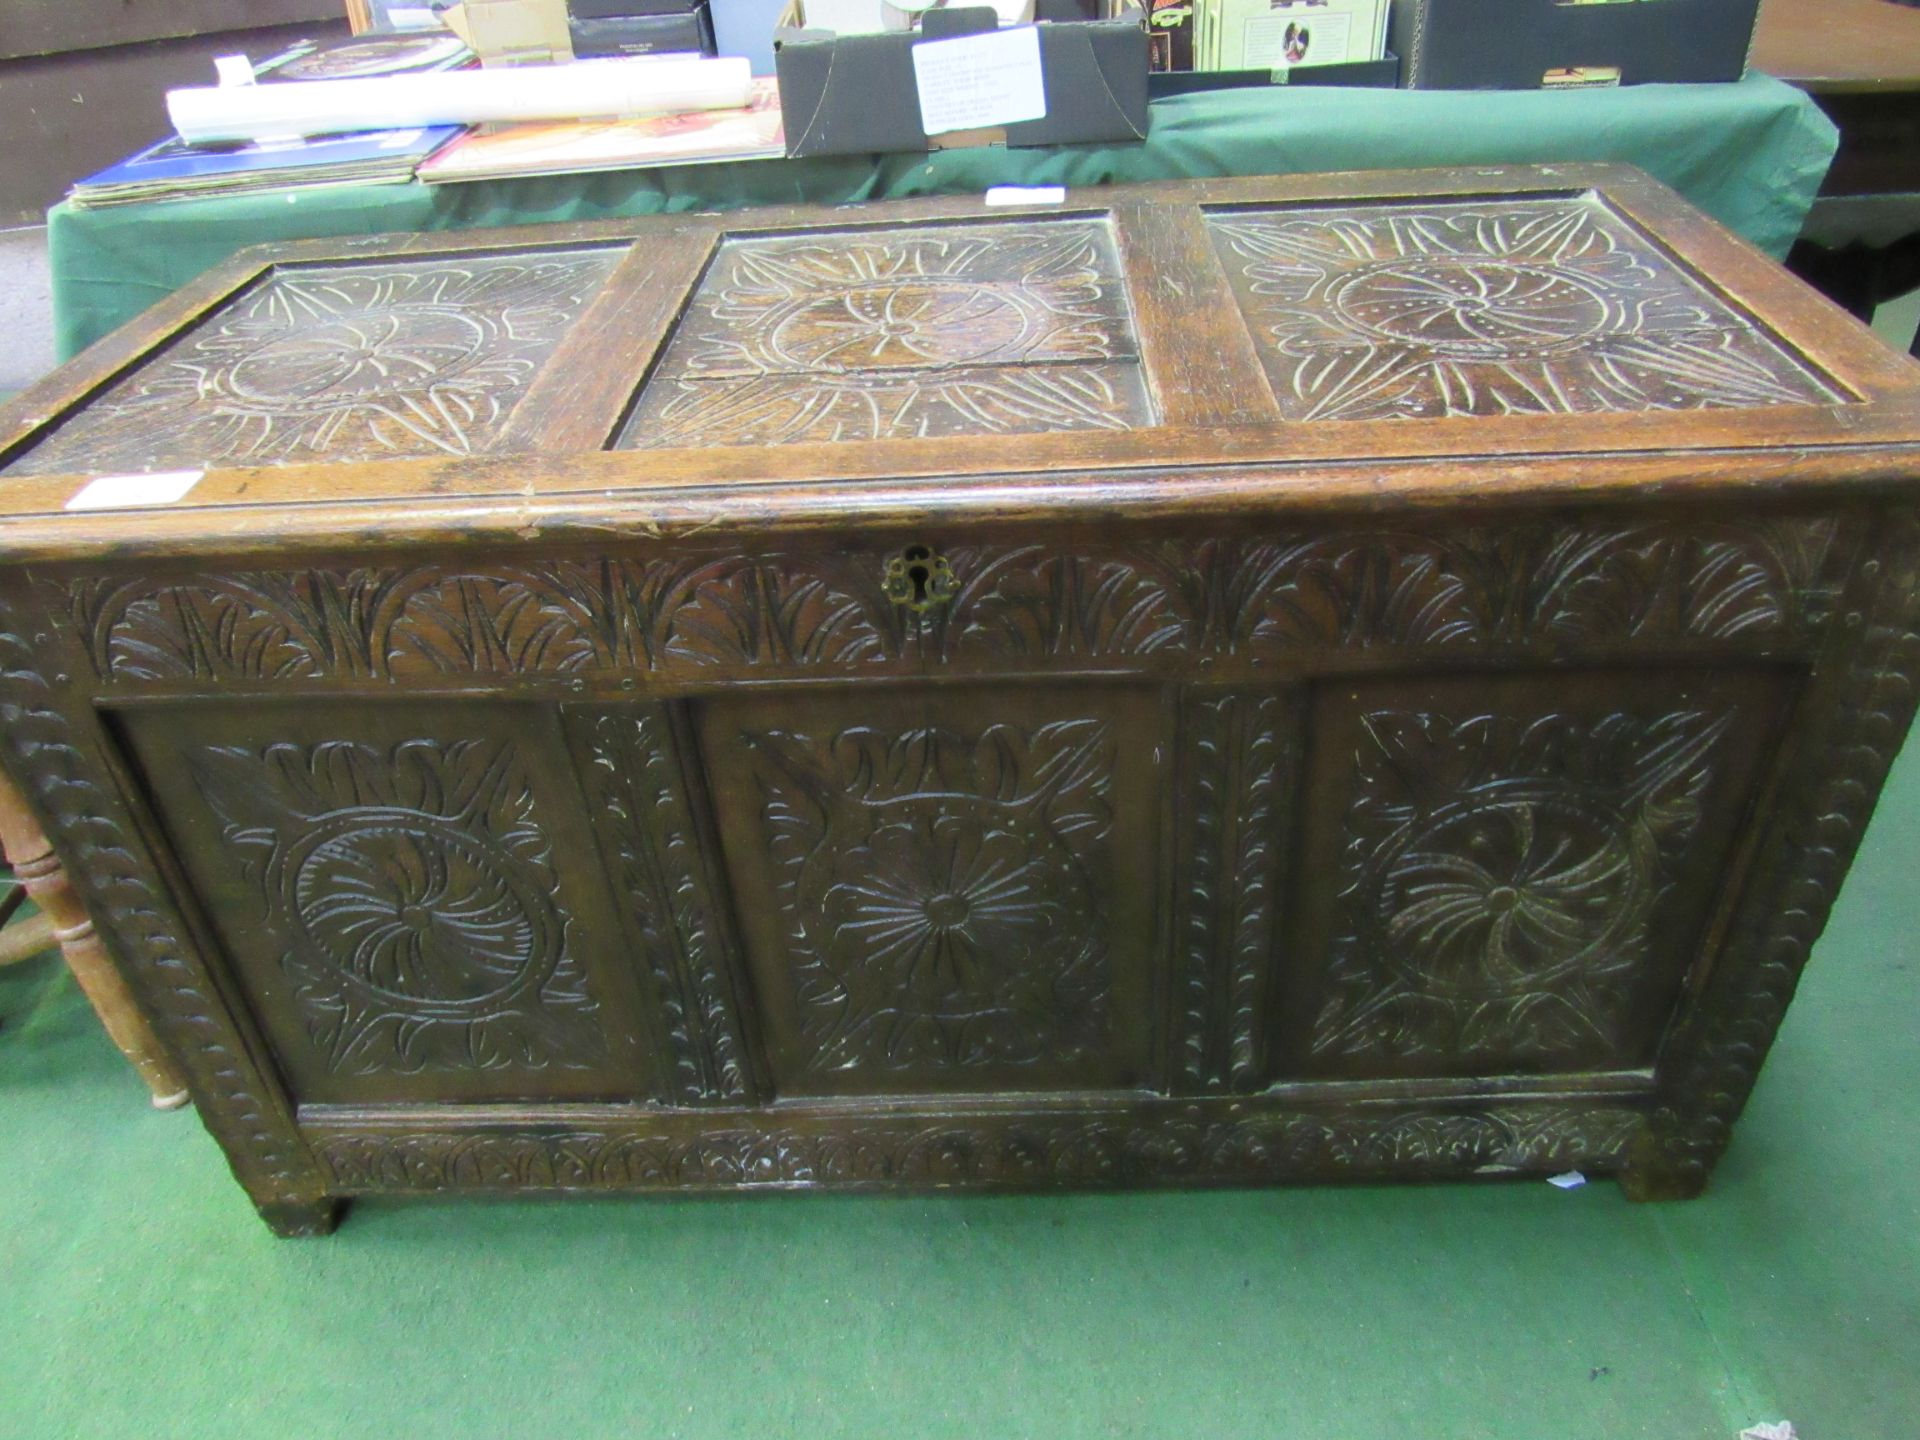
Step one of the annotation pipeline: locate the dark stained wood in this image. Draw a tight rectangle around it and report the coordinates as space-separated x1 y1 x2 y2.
1206 193 1840 420
1112 200 1283 429
0 167 1917 1233
1752 0 1920 201
497 227 721 454
118 699 664 1106
6 248 629 477
618 217 1154 448
697 684 1163 1097
1753 0 1920 93
1285 668 1794 1080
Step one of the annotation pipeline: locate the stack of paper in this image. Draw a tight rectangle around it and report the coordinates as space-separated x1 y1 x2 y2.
417 75 783 182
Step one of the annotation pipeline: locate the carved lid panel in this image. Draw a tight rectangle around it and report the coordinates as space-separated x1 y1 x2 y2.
1206 194 1842 422
615 218 1154 449
2 247 624 478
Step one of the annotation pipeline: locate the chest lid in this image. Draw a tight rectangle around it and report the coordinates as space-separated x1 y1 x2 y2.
3 165 1919 557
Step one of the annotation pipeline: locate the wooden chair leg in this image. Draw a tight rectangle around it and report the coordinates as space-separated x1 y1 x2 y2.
0 769 191 1110
0 907 57 967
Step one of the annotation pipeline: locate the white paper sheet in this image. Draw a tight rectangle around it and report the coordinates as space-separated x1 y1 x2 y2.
911 26 1047 136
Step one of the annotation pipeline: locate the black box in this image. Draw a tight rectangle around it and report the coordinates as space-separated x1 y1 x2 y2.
776 5 1149 158
570 6 717 55
569 0 703 17
1388 0 1760 89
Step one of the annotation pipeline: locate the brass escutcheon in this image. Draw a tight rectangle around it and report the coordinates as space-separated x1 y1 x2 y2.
882 544 958 613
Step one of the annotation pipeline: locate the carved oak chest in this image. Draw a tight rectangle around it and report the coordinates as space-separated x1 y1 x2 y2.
2 168 1917 1235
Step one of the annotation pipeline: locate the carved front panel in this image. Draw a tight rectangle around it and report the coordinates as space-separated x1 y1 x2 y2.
617 220 1153 447
1281 670 1791 1079
117 701 652 1104
1206 195 1842 422
698 687 1162 1096
58 514 1847 686
5 249 623 477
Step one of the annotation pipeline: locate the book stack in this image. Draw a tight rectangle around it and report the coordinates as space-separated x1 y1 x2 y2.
67 128 464 209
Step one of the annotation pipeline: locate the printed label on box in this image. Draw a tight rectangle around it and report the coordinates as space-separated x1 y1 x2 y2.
911 26 1048 136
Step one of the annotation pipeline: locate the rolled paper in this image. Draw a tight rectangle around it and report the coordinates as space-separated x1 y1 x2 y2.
167 56 755 144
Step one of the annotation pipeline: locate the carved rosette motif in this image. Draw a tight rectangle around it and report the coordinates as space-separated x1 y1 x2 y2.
742 721 1117 1079
619 221 1152 447
62 515 1845 684
575 708 753 1104
311 1102 1648 1191
192 738 605 1076
5 250 622 477
1311 708 1733 1070
1206 198 1842 421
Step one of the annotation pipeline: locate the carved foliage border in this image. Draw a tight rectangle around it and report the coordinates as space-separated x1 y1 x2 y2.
1173 692 1294 1092
313 1102 1648 1193
574 707 754 1104
0 579 319 1200
1635 505 1920 1189
61 515 1847 685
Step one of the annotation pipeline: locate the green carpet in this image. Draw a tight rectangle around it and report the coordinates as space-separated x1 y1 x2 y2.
3 743 1915 1440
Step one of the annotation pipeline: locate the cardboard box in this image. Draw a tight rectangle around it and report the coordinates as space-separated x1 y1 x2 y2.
443 0 574 63
570 6 716 54
1387 0 1760 89
775 5 1148 157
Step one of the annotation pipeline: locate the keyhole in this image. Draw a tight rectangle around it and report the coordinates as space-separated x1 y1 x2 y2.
884 543 955 612
903 546 933 605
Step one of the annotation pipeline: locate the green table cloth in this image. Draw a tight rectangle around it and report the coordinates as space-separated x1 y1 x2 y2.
48 72 1835 362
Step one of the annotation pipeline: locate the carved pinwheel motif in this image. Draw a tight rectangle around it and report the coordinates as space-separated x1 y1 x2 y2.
1311 707 1734 1069
5 250 621 476
1208 197 1841 420
191 737 604 1076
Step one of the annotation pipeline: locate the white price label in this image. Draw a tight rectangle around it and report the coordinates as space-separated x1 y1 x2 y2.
911 26 1047 137
65 469 205 512
984 185 1066 205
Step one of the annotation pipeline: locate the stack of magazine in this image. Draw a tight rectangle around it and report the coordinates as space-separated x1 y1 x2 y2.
67 128 465 209
67 35 472 209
